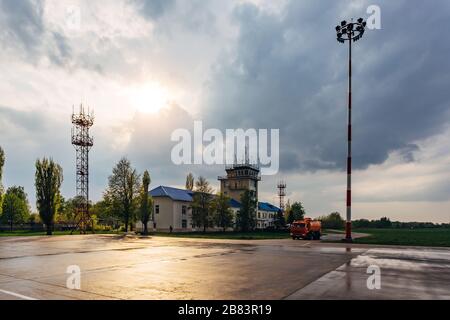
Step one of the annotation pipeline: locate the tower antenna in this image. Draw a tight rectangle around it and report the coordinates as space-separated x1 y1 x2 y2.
71 104 94 234
277 181 287 212
245 139 249 164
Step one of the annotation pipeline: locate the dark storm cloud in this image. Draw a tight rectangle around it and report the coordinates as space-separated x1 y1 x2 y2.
122 103 229 189
0 105 72 206
0 0 72 66
124 103 193 170
132 0 218 37
0 105 50 132
202 0 450 172
132 0 176 20
47 31 72 67
0 0 44 51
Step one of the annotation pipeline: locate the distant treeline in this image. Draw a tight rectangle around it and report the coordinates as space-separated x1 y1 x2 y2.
353 218 450 229
319 212 450 230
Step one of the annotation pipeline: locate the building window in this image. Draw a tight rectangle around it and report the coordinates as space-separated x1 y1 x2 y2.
182 219 187 228
182 205 186 215
155 205 160 214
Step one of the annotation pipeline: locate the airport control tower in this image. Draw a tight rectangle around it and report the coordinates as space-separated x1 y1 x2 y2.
218 153 261 202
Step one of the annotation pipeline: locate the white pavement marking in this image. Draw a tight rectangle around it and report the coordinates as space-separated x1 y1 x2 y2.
0 289 38 300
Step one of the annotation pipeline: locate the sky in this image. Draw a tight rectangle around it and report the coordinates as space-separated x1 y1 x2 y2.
0 0 449 223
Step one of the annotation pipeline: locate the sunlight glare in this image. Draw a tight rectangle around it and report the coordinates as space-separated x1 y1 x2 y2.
129 82 169 114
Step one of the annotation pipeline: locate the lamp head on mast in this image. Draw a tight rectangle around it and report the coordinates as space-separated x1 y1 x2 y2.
336 18 366 44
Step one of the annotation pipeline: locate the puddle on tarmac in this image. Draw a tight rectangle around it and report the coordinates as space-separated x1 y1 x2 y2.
345 248 450 271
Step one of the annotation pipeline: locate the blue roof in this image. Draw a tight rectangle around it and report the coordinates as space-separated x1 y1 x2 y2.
229 198 241 208
258 202 280 212
150 186 279 212
150 186 194 202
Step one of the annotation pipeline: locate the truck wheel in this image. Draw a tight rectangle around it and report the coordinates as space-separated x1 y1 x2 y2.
292 236 296 240
316 232 321 240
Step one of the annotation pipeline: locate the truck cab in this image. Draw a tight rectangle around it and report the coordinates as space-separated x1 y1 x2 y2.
290 218 321 240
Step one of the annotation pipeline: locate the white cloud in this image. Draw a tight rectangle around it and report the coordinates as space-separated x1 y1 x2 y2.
0 0 449 223
43 0 154 39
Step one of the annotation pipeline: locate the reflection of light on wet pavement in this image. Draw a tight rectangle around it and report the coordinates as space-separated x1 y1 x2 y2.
1 235 449 300
286 247 450 300
0 289 38 300
349 249 450 271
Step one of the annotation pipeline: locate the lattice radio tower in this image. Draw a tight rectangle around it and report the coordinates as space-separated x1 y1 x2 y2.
277 181 287 212
71 104 94 234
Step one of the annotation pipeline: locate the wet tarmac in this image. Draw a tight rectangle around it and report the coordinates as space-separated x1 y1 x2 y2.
0 235 449 300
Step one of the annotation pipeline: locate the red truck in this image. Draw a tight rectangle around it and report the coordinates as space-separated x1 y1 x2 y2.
290 218 322 240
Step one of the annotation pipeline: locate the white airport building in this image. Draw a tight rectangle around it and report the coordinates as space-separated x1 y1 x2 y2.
136 163 281 232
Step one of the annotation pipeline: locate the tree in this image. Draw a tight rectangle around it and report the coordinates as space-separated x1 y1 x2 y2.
377 217 392 228
29 213 40 225
274 209 286 229
191 176 213 232
35 158 63 235
287 201 306 224
236 190 257 232
140 170 153 235
318 212 345 230
57 196 84 226
2 194 22 231
284 199 291 221
352 218 371 229
3 186 29 206
185 173 194 191
91 199 121 229
0 146 4 191
104 158 141 232
0 146 5 215
211 193 233 232
1 186 30 230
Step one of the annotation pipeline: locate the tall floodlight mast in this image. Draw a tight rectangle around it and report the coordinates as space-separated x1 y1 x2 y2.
71 104 94 234
335 18 367 242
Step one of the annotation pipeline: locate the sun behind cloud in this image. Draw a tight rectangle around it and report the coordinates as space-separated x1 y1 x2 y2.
127 82 170 114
